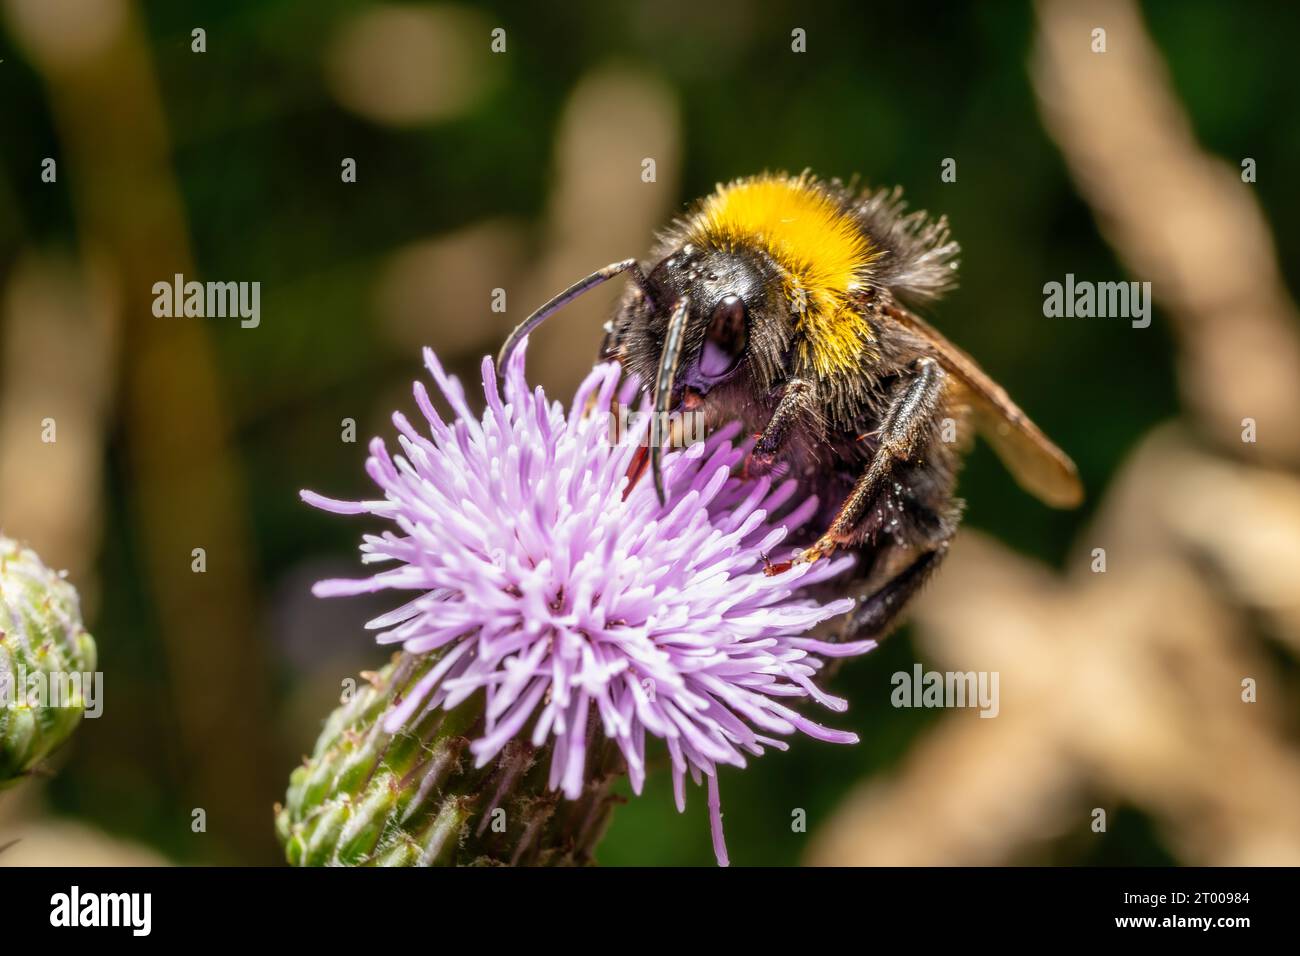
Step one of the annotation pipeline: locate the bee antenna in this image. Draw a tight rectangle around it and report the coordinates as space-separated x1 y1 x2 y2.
651 295 690 507
497 258 642 374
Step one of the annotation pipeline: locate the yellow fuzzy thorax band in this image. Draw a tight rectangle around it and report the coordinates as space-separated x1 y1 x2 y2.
686 173 877 376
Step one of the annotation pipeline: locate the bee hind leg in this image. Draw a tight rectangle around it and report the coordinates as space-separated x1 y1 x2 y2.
837 537 951 643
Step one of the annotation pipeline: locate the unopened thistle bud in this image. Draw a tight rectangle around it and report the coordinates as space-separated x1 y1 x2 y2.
0 536 97 789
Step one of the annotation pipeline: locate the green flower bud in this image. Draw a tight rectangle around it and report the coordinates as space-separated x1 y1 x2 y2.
277 653 624 866
0 536 98 789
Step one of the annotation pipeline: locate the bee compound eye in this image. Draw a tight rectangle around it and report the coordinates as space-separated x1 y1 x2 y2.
700 295 748 377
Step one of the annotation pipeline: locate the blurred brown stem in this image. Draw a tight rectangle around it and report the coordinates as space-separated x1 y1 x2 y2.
1032 0 1300 466
5 0 277 860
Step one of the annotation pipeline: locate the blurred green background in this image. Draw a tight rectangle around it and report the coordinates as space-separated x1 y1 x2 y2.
1 0 1297 866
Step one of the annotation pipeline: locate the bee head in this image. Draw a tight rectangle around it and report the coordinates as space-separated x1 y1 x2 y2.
496 238 789 508
622 243 786 504
639 243 779 401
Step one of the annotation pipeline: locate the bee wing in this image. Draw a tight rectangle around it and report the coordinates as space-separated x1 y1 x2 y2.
883 303 1084 508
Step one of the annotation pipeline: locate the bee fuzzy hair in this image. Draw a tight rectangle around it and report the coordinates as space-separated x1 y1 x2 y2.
850 185 961 303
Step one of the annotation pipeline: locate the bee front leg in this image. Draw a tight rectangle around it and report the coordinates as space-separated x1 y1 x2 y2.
598 263 655 362
744 378 816 476
794 357 945 565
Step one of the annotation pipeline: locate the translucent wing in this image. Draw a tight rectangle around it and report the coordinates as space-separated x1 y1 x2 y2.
883 303 1084 508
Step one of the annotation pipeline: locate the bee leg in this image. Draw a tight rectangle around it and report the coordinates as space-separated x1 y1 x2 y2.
745 378 816 476
839 539 951 642
599 264 655 361
794 357 945 565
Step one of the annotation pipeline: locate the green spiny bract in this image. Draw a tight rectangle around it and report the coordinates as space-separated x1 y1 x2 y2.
277 653 625 866
0 536 97 788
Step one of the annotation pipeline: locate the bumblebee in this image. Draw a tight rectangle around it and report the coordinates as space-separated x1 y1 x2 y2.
499 172 1082 644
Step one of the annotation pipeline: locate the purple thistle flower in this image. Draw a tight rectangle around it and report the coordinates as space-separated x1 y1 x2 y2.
302 345 873 865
